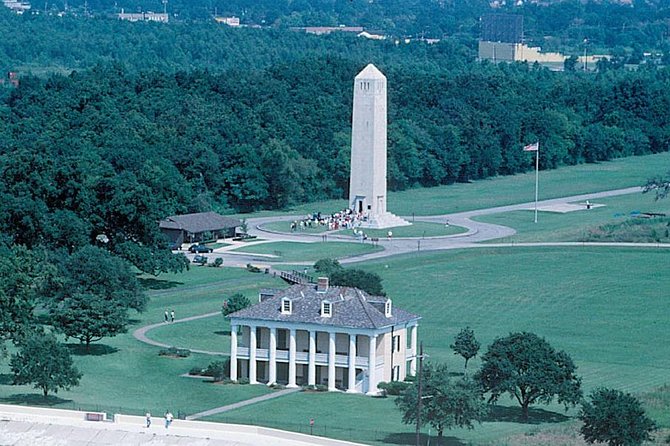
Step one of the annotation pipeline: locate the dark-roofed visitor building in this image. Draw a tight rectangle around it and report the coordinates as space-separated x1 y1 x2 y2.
228 278 420 395
159 212 241 245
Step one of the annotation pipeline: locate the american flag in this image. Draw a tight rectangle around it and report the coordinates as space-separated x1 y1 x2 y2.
523 142 539 152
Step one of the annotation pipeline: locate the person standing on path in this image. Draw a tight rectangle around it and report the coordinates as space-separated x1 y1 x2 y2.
164 411 173 428
145 412 151 428
164 311 168 323
170 310 175 323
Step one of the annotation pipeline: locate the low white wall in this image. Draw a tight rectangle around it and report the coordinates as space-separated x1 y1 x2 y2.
0 405 363 446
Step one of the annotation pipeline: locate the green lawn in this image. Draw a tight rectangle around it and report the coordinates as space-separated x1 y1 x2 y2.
0 267 284 416
147 315 231 354
206 247 669 445
475 189 670 243
230 241 383 262
49 246 665 445
336 221 468 238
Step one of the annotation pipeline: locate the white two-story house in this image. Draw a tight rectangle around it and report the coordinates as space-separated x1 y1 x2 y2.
228 278 420 395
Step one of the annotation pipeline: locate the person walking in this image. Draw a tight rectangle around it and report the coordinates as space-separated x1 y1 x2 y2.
164 310 168 323
170 310 175 323
145 412 151 428
164 411 173 428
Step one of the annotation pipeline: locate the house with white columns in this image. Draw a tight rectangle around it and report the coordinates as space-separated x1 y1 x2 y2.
227 278 420 395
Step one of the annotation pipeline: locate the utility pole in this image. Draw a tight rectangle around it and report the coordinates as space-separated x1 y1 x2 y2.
415 342 424 446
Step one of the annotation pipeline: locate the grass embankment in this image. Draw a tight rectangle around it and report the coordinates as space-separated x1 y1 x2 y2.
0 267 284 416
230 241 383 262
476 191 670 243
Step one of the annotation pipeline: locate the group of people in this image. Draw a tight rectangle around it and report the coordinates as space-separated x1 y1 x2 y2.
290 208 367 232
145 411 173 429
164 309 175 323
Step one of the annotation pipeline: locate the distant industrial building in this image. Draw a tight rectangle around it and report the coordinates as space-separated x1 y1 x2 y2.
118 10 168 23
3 0 31 14
291 26 364 36
214 16 240 26
478 13 524 63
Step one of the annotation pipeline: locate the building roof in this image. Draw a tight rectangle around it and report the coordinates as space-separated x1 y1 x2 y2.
355 64 386 81
159 212 241 234
229 283 420 330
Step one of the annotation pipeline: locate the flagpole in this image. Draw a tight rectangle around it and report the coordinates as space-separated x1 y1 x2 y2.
534 144 539 223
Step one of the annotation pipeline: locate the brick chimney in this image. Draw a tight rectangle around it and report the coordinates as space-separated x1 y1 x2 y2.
317 277 329 293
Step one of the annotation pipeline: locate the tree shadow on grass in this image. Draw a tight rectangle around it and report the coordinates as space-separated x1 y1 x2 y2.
0 374 13 385
383 432 466 446
214 330 231 336
138 277 183 290
66 343 118 356
0 393 72 407
485 404 571 424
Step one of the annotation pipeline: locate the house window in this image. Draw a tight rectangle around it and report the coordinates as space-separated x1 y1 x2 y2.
281 298 292 315
385 299 392 317
392 335 401 353
392 365 400 381
321 300 332 318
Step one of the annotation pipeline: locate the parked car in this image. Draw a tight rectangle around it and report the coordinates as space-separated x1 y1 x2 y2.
193 255 208 265
168 242 181 250
189 244 213 253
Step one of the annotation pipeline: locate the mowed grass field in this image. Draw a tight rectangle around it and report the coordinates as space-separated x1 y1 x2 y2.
229 240 383 262
0 153 667 444
475 190 670 243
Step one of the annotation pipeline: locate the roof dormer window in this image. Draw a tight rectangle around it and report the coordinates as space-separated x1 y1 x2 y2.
385 299 392 317
321 300 332 318
281 298 292 315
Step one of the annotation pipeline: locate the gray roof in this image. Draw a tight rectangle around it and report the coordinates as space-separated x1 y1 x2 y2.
229 284 420 330
159 212 241 233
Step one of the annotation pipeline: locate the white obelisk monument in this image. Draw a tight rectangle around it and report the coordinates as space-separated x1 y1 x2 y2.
349 64 410 229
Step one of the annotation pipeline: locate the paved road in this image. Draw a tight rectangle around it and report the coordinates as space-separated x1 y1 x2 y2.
206 186 649 266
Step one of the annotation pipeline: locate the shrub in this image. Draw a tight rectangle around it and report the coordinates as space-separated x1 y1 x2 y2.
189 367 205 375
213 258 223 267
203 359 229 382
246 263 261 273
237 377 250 385
377 381 411 396
315 384 328 392
158 346 191 358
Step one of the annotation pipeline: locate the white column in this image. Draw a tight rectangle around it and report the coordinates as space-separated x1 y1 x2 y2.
366 334 378 395
268 327 277 385
230 324 238 382
308 330 316 386
410 324 418 376
288 328 297 388
347 334 357 393
328 332 336 391
249 325 257 384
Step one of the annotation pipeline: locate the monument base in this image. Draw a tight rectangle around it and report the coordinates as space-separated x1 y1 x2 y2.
358 212 411 229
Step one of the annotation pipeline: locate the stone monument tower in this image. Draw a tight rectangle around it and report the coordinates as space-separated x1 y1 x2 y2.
348 64 410 229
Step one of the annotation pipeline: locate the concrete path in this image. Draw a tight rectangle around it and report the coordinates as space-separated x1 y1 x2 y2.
132 312 227 356
186 387 301 421
221 186 652 266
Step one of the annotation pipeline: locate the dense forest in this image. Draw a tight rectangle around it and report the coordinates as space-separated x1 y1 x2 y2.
17 0 670 54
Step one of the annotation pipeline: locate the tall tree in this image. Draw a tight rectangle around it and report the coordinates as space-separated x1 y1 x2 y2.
48 246 146 351
396 362 487 444
580 388 657 446
450 327 480 374
475 332 582 420
10 330 81 397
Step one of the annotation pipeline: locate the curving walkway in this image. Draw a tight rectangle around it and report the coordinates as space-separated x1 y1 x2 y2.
133 311 227 356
